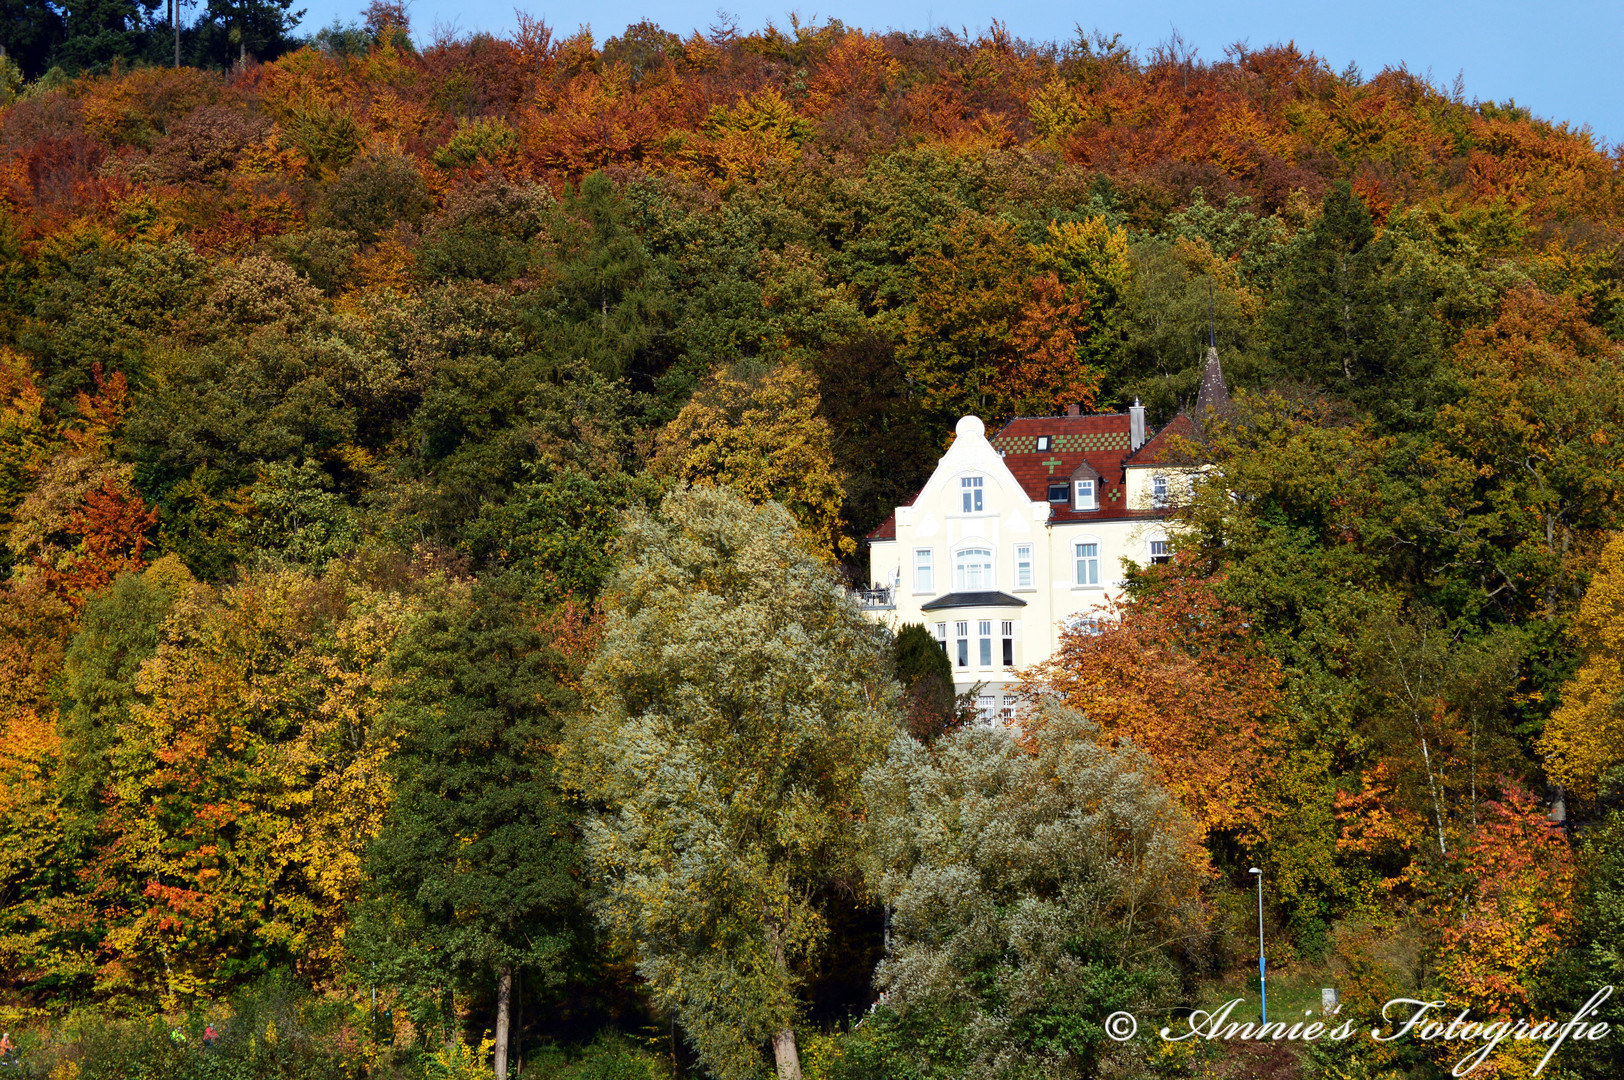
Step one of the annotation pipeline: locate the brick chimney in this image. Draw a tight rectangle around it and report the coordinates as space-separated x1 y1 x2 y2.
1066 403 1080 417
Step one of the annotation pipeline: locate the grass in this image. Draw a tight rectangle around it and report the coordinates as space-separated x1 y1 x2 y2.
1187 963 1343 1029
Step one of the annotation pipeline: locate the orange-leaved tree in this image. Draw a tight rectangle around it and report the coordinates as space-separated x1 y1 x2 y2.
7 366 157 607
1429 785 1576 1018
1022 553 1282 839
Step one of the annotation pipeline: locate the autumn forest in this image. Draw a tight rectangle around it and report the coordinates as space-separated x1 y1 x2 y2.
1 4 1623 1079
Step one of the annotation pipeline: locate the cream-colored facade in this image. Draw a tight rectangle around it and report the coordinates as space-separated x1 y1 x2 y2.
865 414 1188 718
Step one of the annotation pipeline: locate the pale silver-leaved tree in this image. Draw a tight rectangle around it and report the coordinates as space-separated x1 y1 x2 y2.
572 485 900 1080
862 704 1211 1080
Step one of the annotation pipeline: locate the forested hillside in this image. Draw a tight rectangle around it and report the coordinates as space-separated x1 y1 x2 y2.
2 5 1624 1079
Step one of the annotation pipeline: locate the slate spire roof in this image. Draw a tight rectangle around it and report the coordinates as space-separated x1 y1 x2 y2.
1193 345 1231 424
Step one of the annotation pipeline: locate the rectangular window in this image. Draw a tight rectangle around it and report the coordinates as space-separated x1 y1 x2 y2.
934 622 948 652
961 476 984 513
1001 694 1016 720
1074 542 1100 586
978 620 993 667
1002 638 1014 666
977 694 996 723
1047 484 1068 502
955 622 969 668
1035 435 1051 451
1015 544 1033 588
913 548 933 592
1150 540 1171 565
1074 478 1096 510
1152 475 1169 507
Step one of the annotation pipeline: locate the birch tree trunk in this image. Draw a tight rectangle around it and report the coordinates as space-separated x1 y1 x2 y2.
771 1028 802 1080
495 964 513 1080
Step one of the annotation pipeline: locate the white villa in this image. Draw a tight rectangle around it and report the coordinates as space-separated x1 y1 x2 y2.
862 348 1229 720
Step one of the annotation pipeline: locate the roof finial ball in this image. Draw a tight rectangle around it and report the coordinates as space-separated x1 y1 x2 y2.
955 415 986 440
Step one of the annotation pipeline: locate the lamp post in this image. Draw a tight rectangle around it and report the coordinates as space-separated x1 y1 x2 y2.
1248 867 1266 1025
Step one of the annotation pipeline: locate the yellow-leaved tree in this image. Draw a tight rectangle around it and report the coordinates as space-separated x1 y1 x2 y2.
651 361 852 559
1540 531 1624 798
78 556 446 1004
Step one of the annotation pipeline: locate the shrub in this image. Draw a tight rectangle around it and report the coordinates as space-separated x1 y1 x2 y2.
525 1035 673 1080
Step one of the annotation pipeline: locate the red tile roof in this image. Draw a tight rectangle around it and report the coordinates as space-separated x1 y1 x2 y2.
1125 412 1200 465
871 354 1230 541
868 411 1181 540
996 413 1168 523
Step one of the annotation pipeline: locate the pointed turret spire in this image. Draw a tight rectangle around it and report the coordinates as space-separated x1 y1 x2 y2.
1193 345 1231 425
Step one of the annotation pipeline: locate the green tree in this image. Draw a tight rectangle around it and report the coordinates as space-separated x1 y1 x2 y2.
358 570 585 1080
518 172 676 387
571 486 900 1080
319 152 433 245
1264 184 1453 429
0 0 65 79
891 622 955 742
188 0 304 68
52 0 160 71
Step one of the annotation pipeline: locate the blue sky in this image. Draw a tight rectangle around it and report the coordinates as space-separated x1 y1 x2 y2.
292 0 1624 149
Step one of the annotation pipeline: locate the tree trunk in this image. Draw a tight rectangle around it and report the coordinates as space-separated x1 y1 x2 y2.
771 1028 802 1080
495 964 512 1080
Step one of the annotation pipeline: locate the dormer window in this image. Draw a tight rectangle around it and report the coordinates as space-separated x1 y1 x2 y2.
1035 435 1051 451
1047 484 1068 502
1069 461 1103 512
961 476 984 513
1152 475 1169 507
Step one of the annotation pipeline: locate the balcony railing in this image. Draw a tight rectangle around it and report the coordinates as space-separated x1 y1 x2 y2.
856 586 894 610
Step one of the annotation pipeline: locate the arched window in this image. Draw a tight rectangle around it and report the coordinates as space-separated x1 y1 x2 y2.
954 547 994 590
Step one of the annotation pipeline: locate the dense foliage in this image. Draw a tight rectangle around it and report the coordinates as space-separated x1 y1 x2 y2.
2 6 1624 1079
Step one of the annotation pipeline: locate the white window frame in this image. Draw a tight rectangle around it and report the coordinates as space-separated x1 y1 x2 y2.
977 620 993 667
961 475 985 513
954 546 995 592
913 548 934 593
1073 478 1096 511
1014 544 1033 589
1035 435 1051 451
1152 475 1169 508
1148 537 1171 565
1073 539 1101 587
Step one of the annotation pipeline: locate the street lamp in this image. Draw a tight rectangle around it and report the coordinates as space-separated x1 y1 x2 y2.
1248 867 1267 1025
